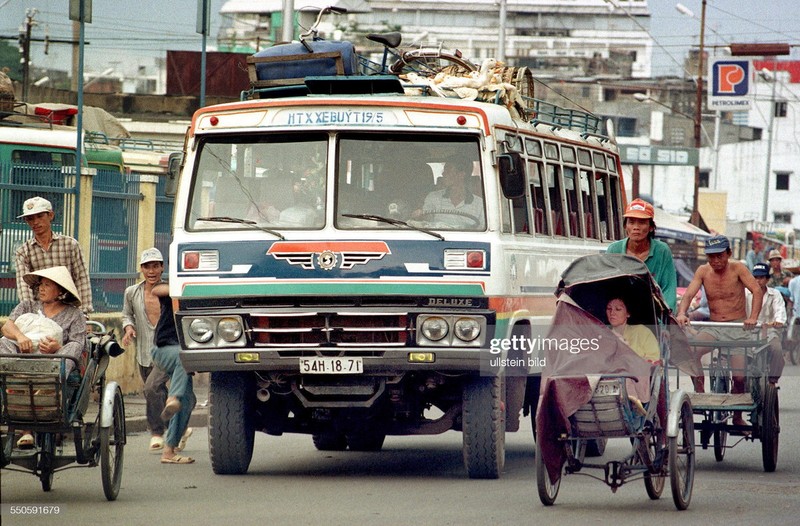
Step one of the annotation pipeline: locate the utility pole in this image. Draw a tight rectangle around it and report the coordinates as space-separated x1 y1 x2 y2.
20 9 37 101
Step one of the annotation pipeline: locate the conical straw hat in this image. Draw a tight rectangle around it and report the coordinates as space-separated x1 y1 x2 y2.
23 266 82 306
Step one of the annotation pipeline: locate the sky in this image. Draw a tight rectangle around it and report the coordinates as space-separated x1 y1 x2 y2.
1 0 799 79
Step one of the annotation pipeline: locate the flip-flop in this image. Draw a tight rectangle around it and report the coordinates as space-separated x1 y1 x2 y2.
161 454 195 464
149 436 164 453
176 427 193 452
160 398 181 422
16 433 34 449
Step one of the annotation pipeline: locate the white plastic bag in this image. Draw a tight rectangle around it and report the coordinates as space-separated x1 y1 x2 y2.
12 311 63 353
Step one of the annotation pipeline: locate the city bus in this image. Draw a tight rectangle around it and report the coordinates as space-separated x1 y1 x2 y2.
168 55 626 478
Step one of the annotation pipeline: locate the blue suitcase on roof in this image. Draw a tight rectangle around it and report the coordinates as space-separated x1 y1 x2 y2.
250 40 358 84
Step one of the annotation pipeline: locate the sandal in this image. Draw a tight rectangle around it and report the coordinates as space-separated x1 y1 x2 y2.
161 454 195 464
176 427 193 452
160 397 181 422
17 433 34 449
149 435 165 453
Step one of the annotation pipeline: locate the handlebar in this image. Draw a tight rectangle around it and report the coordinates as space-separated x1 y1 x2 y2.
300 5 348 41
686 321 763 328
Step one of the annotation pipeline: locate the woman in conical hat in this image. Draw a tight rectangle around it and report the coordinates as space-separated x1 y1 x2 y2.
1 266 87 448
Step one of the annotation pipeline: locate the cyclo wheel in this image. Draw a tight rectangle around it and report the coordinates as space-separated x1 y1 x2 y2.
760 383 779 473
37 433 55 492
100 386 125 501
534 438 561 506
643 416 665 500
669 397 695 510
710 364 729 462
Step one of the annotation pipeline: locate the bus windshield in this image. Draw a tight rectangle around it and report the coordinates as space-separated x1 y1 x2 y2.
186 132 486 232
187 133 328 230
336 133 485 231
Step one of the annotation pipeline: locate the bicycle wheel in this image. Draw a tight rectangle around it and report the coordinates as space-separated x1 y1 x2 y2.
37 433 55 492
669 397 695 510
643 418 665 500
760 383 779 473
100 387 125 501
711 366 729 462
389 48 476 76
535 438 561 506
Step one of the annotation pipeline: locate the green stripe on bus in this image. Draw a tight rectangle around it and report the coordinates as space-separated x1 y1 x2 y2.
181 282 485 297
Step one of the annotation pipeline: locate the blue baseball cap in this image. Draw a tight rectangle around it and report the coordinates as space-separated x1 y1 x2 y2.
752 263 770 277
704 235 730 254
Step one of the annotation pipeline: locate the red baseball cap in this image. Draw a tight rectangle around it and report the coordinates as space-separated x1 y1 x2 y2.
623 198 654 219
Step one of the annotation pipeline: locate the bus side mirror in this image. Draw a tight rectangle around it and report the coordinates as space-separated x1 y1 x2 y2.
165 152 183 197
497 153 525 199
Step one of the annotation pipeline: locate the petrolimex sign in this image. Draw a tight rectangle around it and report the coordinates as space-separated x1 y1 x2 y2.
708 58 752 111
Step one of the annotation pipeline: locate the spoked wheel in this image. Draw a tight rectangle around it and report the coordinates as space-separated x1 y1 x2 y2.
710 368 729 462
760 383 779 473
534 438 561 506
100 386 125 501
643 418 665 500
462 376 505 479
37 433 55 492
669 397 695 510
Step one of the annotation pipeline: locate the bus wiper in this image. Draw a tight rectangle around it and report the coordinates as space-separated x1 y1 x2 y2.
342 213 444 240
196 216 285 240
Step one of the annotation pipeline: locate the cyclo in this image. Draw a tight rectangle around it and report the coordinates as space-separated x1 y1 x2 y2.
0 321 126 500
686 320 780 472
535 254 696 510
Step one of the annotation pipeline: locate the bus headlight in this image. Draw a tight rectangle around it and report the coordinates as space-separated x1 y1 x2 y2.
453 318 481 342
188 318 214 343
421 316 449 341
218 317 243 342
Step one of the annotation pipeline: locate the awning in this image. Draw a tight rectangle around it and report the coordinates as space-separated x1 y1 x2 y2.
654 207 710 242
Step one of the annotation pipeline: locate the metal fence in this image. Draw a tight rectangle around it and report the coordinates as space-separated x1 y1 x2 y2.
1 160 77 315
89 167 142 313
0 158 174 315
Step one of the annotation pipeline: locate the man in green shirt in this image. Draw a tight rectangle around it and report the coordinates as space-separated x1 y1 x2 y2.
606 198 677 311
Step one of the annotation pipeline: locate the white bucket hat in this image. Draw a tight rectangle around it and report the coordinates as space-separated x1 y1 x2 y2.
17 196 53 218
23 266 82 306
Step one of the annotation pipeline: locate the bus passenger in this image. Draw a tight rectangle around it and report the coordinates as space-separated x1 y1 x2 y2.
607 198 677 311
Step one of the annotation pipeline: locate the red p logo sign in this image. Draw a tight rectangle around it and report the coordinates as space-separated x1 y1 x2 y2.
717 64 746 93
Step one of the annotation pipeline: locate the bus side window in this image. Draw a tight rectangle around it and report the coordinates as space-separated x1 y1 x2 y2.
528 160 547 234
580 169 599 239
546 164 565 236
608 175 623 240
563 166 581 237
595 172 610 241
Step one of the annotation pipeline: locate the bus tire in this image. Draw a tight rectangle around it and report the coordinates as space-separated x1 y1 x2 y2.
462 376 505 479
209 372 255 475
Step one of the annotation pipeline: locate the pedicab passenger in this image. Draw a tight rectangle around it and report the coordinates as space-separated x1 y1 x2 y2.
745 263 786 385
606 296 661 417
676 235 762 429
0 266 87 448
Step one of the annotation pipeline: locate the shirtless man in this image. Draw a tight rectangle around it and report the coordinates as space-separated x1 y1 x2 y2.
676 235 762 427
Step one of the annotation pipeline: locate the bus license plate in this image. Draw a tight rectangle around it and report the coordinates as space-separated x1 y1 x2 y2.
595 382 620 396
299 357 363 374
